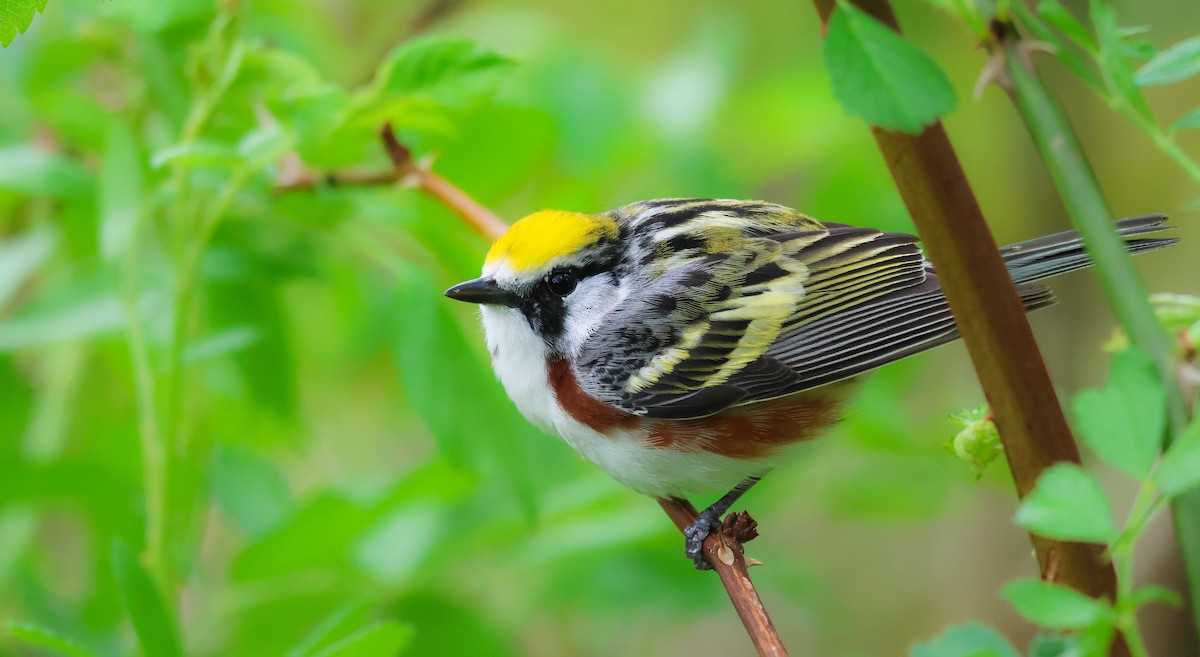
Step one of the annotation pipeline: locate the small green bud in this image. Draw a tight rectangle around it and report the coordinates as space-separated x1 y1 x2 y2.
947 404 1003 480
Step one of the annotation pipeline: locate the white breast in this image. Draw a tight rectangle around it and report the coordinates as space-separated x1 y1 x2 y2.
479 306 773 498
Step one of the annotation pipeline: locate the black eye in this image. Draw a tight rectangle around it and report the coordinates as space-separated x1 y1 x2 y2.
545 271 578 296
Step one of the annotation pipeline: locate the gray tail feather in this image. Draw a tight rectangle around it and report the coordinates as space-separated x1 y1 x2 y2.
1002 214 1178 285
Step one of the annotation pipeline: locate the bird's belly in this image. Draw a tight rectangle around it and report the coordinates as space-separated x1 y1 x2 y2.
552 379 857 499
556 422 780 498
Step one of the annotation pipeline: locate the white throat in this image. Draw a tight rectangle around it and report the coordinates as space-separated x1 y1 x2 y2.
479 306 558 434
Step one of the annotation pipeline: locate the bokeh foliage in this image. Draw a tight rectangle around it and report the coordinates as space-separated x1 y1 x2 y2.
1 1 1198 656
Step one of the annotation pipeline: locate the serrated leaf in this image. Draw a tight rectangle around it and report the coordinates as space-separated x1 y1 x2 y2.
4 620 100 657
111 541 183 657
1002 579 1114 629
371 37 513 98
0 0 49 47
1015 464 1116 544
909 621 1019 657
1134 37 1200 87
1155 415 1200 497
309 621 413 657
823 0 957 134
99 119 142 263
1173 108 1200 131
1072 348 1166 479
1037 0 1096 51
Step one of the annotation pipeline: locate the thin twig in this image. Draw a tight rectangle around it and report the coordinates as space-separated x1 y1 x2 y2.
276 124 509 240
659 498 787 657
810 0 1123 648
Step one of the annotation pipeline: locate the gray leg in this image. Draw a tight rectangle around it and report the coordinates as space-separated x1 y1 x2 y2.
684 474 765 570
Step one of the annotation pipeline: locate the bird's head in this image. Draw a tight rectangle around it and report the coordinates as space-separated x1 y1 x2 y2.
445 210 625 354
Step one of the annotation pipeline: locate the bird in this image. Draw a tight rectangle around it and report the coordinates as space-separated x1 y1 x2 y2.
443 198 1176 569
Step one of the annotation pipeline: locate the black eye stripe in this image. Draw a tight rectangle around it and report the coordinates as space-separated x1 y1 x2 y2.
523 260 617 350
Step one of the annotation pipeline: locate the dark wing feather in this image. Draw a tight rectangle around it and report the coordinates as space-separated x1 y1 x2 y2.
575 219 927 418
575 202 1174 420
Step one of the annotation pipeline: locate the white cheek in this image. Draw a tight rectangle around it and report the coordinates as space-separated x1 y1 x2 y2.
561 276 626 356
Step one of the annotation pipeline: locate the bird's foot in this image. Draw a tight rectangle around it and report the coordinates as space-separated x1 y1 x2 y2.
684 510 761 570
683 509 722 570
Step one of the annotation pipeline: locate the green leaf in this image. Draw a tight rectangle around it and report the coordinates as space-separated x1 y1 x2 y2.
1155 415 1200 497
111 541 183 657
0 293 125 352
1026 633 1080 657
4 620 100 657
1127 584 1182 608
0 0 49 47
236 124 295 172
1090 0 1154 120
211 445 292 538
350 501 447 585
1002 579 1114 629
101 0 211 34
1072 347 1165 479
1015 464 1116 544
150 141 240 170
99 119 143 264
277 86 372 169
0 230 56 310
234 47 327 102
309 621 413 657
287 602 375 657
822 0 957 134
183 325 264 363
1037 0 1096 51
909 621 1019 657
1134 37 1200 86
371 37 513 98
1172 107 1200 131
0 146 93 198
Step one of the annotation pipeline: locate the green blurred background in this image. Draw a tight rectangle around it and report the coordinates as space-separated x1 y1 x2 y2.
1 0 1198 655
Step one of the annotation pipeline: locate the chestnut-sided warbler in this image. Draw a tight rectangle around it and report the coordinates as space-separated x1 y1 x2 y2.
445 198 1175 568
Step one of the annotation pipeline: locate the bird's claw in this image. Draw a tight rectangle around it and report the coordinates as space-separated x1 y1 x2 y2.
683 511 719 570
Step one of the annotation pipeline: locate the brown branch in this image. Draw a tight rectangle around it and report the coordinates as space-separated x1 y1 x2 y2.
276 125 508 241
658 498 787 657
377 125 509 240
810 0 1123 650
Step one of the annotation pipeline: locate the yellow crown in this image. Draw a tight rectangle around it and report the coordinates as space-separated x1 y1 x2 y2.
486 210 618 273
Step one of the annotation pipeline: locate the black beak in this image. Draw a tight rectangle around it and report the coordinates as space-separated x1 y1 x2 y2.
444 276 519 307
